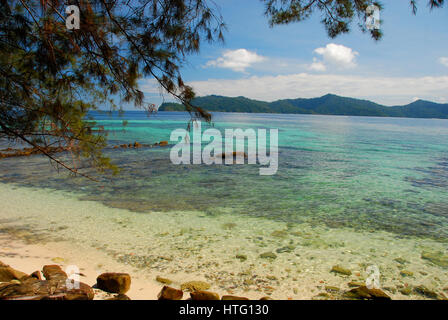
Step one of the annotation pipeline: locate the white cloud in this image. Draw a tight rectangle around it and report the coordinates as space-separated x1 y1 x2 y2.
439 57 448 67
205 49 265 72
314 43 358 69
307 58 327 72
185 73 448 106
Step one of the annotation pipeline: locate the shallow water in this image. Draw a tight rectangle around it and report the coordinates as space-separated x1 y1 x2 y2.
2 112 448 239
1 112 448 299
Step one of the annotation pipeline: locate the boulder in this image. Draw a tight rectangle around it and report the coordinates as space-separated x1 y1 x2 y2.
0 278 94 300
42 265 67 281
222 295 249 300
190 290 220 300
64 281 95 300
180 280 211 292
96 273 131 294
158 286 183 300
30 271 42 280
159 141 169 146
0 265 29 282
107 294 131 300
345 286 391 300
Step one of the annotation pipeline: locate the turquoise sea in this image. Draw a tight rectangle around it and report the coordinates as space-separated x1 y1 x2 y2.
2 112 448 239
1 111 448 299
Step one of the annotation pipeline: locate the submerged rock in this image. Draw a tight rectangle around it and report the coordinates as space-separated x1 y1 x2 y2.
348 281 364 288
413 285 440 299
276 245 295 254
394 257 409 265
180 281 211 292
51 257 66 264
133 141 142 148
421 251 448 268
345 286 391 300
400 270 414 277
330 265 352 276
222 223 237 230
156 276 173 285
271 230 288 238
96 273 131 294
259 252 277 260
325 286 340 293
399 287 412 296
158 286 183 300
190 290 220 300
383 286 397 294
236 254 247 262
215 151 248 160
314 292 330 300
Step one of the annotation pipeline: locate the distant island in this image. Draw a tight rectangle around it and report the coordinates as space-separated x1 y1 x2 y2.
159 94 448 119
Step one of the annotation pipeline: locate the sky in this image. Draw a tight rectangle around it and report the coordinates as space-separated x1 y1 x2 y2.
139 0 448 108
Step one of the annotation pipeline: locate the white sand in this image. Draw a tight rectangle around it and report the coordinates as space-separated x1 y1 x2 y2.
0 234 163 300
1 182 447 300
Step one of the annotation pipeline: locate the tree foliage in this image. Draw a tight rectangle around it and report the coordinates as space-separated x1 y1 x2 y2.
263 0 445 41
0 0 225 178
0 0 445 179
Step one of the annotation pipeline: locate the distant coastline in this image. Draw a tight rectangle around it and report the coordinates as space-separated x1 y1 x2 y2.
158 94 448 119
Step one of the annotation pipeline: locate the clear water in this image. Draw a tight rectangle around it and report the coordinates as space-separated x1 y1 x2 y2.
1 112 448 241
1 112 448 299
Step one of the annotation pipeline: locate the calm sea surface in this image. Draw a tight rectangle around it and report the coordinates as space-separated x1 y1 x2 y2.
1 111 448 241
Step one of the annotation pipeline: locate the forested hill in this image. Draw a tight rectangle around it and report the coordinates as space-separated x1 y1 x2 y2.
158 94 448 119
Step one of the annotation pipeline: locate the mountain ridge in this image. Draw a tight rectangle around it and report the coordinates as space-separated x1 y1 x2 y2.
158 94 448 119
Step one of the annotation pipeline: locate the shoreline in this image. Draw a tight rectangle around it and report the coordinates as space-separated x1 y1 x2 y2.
1 182 448 300
0 233 162 300
0 232 288 300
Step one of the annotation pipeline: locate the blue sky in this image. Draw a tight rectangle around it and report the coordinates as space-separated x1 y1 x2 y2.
140 0 448 108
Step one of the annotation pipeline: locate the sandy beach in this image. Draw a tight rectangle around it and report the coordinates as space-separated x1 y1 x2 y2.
1 182 448 300
0 233 163 300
